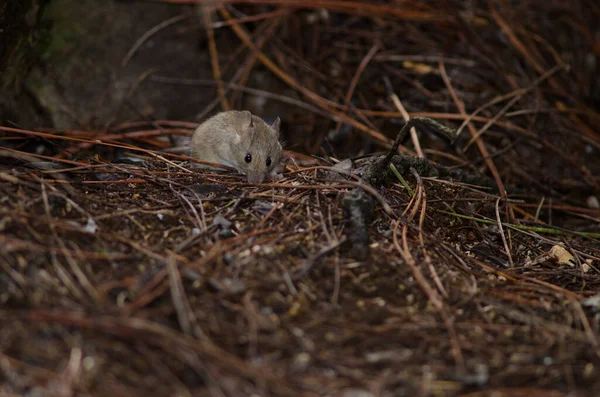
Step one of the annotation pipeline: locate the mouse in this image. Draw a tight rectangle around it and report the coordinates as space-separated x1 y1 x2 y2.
190 110 283 183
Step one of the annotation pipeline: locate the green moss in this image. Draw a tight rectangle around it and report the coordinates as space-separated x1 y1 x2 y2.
1 0 93 88
1 0 52 89
39 0 86 61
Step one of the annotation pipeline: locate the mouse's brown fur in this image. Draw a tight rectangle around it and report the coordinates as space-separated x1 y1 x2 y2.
190 110 283 183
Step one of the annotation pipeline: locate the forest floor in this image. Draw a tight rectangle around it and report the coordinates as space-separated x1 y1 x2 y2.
1 1 600 396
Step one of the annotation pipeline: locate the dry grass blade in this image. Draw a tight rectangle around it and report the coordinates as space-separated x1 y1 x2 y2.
166 252 205 339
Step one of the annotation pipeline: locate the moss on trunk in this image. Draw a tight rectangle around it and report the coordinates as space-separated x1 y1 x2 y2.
0 0 52 89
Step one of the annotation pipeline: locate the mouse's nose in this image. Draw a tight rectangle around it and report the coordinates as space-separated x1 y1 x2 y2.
247 172 264 184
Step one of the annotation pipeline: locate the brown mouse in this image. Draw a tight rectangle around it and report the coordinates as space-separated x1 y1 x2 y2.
190 110 283 183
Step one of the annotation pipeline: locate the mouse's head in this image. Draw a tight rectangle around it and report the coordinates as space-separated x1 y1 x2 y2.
232 111 282 183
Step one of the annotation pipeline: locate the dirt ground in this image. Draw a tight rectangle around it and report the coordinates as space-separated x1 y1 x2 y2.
1 1 600 396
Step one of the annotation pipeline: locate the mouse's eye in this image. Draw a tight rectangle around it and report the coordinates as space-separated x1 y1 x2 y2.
245 153 252 163
266 157 271 167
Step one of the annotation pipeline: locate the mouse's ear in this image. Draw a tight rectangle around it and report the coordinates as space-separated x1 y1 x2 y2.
271 117 281 138
236 110 253 133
